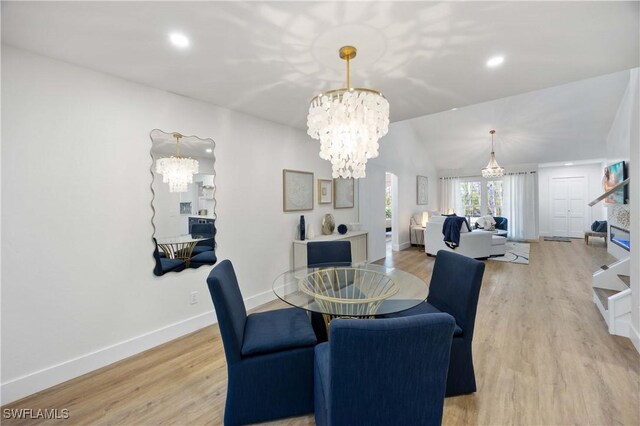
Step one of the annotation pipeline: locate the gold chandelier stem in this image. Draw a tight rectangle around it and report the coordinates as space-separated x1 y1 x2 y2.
346 56 350 90
490 129 496 153
174 133 182 157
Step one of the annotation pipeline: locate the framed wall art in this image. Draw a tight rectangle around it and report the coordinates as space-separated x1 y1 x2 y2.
334 178 354 209
417 175 429 205
283 169 314 212
318 179 332 204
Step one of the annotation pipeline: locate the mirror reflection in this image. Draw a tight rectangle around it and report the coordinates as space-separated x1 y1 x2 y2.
150 129 217 276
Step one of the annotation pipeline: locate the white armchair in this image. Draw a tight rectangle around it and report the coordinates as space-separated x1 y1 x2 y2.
424 216 495 259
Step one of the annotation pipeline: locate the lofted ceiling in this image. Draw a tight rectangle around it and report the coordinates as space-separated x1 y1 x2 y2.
405 70 632 171
2 1 638 132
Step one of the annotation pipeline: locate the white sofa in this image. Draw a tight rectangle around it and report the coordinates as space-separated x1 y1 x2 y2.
425 216 506 259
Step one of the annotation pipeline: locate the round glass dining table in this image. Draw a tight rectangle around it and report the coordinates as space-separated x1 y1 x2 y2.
273 262 428 322
156 234 209 266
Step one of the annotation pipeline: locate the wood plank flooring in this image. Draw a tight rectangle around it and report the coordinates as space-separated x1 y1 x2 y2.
3 239 639 425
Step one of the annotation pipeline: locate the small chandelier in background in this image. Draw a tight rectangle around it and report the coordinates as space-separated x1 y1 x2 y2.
307 46 390 179
481 129 505 178
155 133 199 192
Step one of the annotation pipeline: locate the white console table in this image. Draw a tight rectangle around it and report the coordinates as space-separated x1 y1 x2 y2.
293 231 368 269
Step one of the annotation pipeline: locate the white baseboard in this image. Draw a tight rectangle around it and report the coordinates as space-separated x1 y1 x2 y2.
244 288 278 311
630 322 640 354
0 290 279 405
393 241 411 251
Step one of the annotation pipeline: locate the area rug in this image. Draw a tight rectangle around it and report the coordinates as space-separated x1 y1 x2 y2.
490 242 530 265
544 236 572 242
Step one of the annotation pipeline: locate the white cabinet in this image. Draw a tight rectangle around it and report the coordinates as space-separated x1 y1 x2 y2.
293 231 368 269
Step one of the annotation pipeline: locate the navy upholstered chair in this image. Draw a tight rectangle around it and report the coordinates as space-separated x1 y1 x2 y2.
384 250 485 396
190 250 217 268
190 223 215 255
307 241 352 342
307 241 352 267
314 314 456 426
206 260 317 425
494 216 508 231
152 238 185 276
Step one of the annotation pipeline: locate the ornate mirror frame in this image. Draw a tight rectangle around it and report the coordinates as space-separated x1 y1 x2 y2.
149 129 217 276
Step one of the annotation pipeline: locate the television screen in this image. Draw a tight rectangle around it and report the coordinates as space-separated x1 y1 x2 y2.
604 161 626 204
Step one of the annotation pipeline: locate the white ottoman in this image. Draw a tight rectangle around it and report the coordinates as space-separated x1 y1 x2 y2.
491 236 507 256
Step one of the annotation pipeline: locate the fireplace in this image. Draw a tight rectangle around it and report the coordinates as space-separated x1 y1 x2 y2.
610 225 630 251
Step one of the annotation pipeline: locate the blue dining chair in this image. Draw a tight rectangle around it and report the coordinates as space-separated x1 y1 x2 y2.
307 241 352 342
190 250 217 268
307 241 352 267
314 314 456 426
383 250 485 396
152 238 185 276
190 222 215 255
206 260 317 425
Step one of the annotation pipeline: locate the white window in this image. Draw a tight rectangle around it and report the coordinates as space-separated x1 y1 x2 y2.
487 180 503 216
458 179 504 221
459 181 482 218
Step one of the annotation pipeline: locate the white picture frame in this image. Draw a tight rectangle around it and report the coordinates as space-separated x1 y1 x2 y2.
334 178 355 209
283 169 314 212
417 175 429 205
318 179 332 204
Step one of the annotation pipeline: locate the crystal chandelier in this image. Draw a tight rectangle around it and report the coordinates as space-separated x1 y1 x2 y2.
155 133 199 192
481 130 505 178
307 46 390 179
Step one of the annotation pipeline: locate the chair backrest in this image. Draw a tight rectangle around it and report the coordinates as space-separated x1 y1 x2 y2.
427 251 485 338
328 314 455 425
206 260 247 364
307 241 352 267
191 222 216 247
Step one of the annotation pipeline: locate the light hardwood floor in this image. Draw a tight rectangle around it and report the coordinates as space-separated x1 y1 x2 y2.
3 240 639 425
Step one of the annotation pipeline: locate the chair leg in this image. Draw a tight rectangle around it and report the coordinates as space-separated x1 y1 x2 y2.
445 337 476 397
311 312 328 342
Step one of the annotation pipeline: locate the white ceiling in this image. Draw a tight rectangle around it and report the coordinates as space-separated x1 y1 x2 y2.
2 1 638 130
150 129 215 158
406 70 631 171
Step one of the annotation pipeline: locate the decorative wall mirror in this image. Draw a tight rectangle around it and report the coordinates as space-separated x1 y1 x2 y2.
150 129 217 276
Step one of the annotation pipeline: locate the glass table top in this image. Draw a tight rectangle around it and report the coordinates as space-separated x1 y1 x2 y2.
156 234 210 244
273 262 428 317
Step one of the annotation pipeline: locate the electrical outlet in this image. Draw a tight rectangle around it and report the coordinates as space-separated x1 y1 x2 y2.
189 291 199 305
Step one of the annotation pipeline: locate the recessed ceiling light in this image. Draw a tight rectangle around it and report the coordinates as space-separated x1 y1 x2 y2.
486 56 504 68
206 148 212 153
451 108 458 111
169 32 190 49
564 162 574 166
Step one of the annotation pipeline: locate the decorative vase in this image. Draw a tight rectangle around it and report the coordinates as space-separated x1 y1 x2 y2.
322 214 335 235
299 215 306 241
337 224 348 235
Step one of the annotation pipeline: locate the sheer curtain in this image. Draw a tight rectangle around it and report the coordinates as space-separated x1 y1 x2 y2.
503 172 538 240
440 177 461 215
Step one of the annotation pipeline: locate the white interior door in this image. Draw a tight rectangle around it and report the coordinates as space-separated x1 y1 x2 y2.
550 177 585 238
566 178 586 238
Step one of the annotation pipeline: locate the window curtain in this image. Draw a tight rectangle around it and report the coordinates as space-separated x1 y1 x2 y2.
440 177 461 215
503 172 538 240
